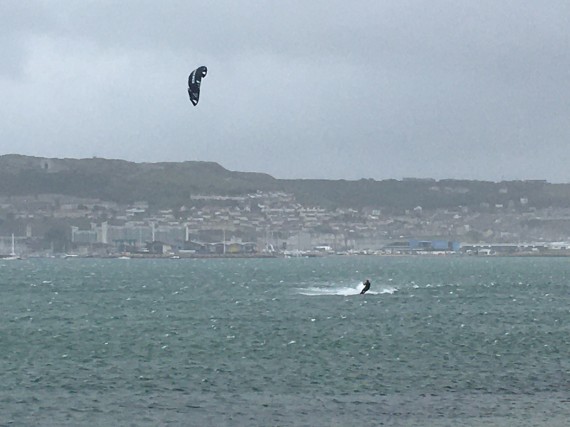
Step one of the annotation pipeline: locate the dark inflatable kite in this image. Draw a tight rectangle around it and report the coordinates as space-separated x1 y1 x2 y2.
188 66 207 106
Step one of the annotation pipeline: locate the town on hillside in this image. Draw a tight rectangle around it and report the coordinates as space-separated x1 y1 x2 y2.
2 190 570 258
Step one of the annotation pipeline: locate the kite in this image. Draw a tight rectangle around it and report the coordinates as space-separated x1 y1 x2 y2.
188 66 208 106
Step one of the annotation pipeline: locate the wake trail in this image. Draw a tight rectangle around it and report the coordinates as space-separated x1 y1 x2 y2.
296 282 397 296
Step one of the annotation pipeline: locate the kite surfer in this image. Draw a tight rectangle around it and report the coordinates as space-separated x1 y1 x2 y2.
360 279 371 295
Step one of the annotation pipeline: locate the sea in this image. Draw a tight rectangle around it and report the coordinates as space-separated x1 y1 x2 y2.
1 256 570 426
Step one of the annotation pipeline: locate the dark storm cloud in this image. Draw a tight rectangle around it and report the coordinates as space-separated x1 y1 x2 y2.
1 1 570 181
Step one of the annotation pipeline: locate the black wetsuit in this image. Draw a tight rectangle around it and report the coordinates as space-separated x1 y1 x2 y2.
360 280 371 294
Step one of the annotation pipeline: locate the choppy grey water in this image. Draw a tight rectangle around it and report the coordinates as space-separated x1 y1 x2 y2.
1 256 570 426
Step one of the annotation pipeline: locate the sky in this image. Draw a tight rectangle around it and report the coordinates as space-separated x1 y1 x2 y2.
2 1 570 182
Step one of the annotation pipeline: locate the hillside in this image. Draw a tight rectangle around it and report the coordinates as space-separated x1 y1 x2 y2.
0 154 568 211
0 155 280 207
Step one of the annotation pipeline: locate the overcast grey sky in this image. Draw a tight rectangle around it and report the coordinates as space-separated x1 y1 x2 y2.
2 1 570 181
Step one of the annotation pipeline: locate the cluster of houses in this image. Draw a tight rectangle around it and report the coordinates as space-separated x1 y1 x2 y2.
3 190 570 257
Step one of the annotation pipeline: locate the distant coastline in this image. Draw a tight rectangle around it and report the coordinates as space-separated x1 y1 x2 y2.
11 251 570 260
3 155 570 259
